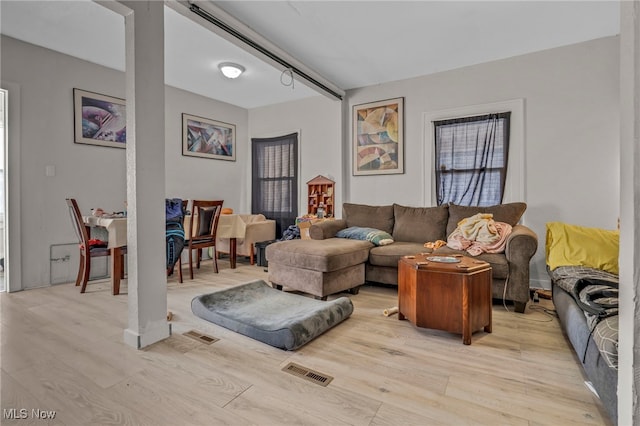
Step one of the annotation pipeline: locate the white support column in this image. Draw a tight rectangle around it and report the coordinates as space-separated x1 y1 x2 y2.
619 1 640 423
119 0 170 349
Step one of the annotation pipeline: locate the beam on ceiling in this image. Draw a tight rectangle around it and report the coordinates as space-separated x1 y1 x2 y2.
166 0 345 102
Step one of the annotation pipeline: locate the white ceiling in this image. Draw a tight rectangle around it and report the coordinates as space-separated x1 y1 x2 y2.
0 1 620 109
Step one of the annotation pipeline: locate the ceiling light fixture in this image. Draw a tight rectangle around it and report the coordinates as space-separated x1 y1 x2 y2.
190 3 343 100
218 62 245 79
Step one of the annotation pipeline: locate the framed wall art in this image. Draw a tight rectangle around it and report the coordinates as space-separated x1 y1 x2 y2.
73 88 126 149
182 113 236 161
352 97 404 175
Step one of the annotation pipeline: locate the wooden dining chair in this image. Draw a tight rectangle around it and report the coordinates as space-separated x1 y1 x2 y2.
178 199 224 281
65 198 126 293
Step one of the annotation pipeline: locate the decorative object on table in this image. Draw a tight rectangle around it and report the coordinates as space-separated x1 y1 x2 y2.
353 97 404 175
66 198 127 293
182 113 236 161
73 88 126 149
307 175 335 217
191 280 353 350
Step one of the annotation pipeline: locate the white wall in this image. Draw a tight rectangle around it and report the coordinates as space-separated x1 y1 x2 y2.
248 96 342 218
345 36 620 288
1 36 248 289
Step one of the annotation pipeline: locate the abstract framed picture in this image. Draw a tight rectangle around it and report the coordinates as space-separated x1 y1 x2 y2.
352 97 404 175
182 113 236 161
73 88 126 149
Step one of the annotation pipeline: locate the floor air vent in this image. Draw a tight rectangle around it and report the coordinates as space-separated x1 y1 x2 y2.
282 362 333 387
183 330 219 345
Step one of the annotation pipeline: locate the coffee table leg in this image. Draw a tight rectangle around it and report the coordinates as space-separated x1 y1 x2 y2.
485 302 493 333
462 281 471 345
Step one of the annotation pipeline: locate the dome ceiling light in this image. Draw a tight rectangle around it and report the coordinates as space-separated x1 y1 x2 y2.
218 62 245 79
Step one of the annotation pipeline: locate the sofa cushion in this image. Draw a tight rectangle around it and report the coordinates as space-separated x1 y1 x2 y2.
266 238 371 272
336 226 394 246
446 202 527 237
343 203 394 235
392 204 449 243
368 242 428 268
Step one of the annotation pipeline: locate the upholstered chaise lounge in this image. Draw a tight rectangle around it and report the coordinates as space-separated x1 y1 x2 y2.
266 202 538 312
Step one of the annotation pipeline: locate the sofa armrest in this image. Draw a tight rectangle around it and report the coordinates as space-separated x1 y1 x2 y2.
309 219 347 240
505 224 538 262
504 224 538 309
244 220 276 245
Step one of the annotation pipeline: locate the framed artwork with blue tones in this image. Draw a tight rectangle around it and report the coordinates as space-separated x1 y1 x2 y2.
182 113 236 161
74 88 126 149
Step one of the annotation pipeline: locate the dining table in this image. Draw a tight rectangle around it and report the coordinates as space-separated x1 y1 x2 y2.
83 213 247 294
82 215 127 295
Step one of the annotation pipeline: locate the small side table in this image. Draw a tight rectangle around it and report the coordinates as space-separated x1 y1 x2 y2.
398 254 492 345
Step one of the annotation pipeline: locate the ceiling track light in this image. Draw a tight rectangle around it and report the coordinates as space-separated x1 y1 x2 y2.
219 62 245 79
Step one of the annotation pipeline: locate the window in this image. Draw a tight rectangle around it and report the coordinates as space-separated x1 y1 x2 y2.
251 133 298 238
434 112 510 207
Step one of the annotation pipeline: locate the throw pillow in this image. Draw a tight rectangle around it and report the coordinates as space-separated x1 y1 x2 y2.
336 226 394 246
545 222 619 275
446 202 527 237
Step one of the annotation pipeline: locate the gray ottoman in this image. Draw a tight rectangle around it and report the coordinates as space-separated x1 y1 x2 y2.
266 238 372 299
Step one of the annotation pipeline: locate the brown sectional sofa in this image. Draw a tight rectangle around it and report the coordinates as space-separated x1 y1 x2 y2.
267 202 538 312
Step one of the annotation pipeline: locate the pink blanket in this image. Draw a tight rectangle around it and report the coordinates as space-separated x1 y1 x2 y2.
447 213 513 256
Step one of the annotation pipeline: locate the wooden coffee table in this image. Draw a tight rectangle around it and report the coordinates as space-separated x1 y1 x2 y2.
398 253 492 345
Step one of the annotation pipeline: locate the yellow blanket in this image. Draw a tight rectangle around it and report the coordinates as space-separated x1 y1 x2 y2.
545 222 619 274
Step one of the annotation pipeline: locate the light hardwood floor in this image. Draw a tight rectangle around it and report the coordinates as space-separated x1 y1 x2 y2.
1 258 612 425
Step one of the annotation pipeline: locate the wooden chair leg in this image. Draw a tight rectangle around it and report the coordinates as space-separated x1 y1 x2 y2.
111 247 123 296
189 248 194 280
120 253 126 279
80 254 91 294
75 252 85 287
212 247 218 273
249 245 255 265
177 257 183 283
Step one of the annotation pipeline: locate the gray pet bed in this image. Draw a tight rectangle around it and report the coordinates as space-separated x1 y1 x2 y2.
191 280 354 350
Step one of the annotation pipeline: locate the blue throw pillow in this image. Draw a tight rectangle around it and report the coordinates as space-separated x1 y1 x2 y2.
336 226 394 246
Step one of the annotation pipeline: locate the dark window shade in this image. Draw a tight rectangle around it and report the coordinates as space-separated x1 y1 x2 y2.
434 112 510 207
252 133 298 238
